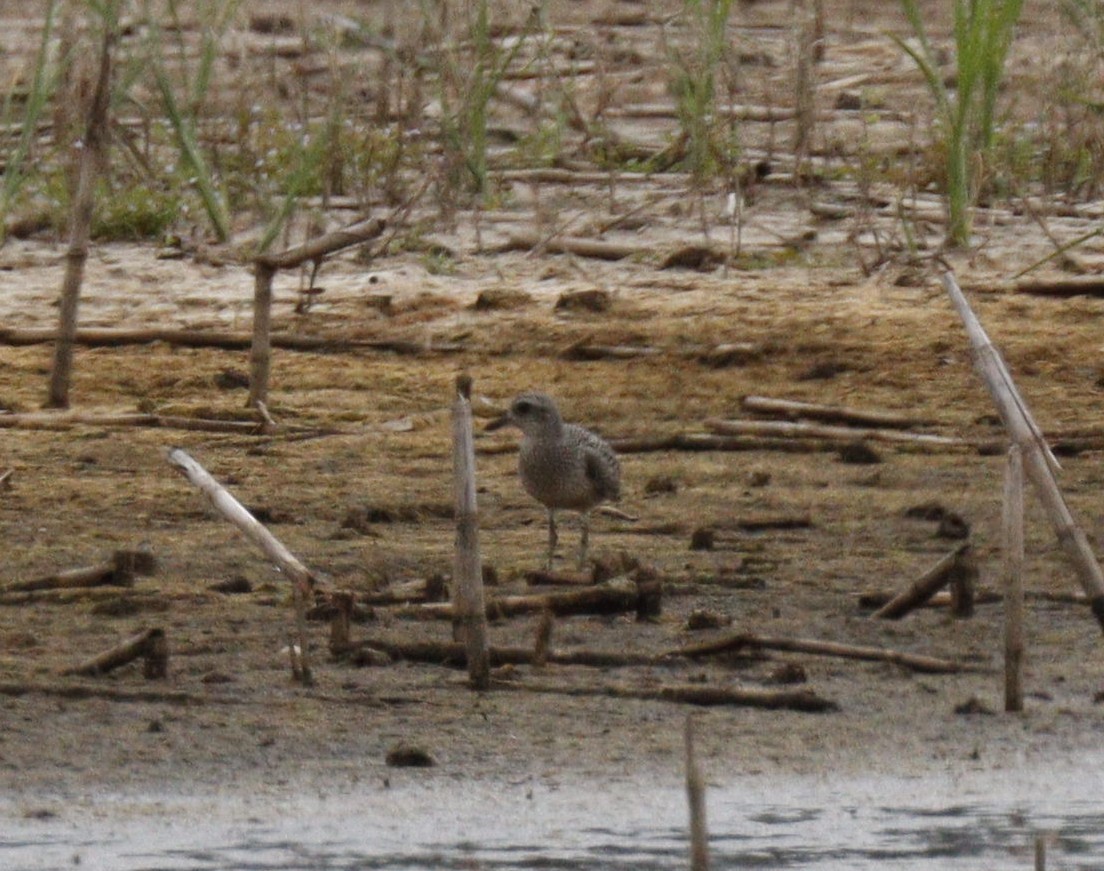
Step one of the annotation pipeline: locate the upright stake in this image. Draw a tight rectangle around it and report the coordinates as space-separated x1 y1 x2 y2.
47 23 114 408
1004 444 1025 712
248 261 276 408
451 374 490 689
685 715 710 871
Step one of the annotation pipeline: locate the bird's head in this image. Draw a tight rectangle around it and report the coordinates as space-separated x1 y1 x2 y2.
485 392 563 436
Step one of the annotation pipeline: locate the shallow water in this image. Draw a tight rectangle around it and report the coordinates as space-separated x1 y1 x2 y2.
4 760 1103 871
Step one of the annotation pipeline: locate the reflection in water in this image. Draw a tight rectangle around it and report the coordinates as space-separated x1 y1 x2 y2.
4 768 1104 871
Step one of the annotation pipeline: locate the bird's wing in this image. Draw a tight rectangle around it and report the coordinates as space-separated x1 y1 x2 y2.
583 443 621 502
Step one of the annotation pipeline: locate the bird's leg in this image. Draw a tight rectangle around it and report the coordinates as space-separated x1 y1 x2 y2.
578 511 590 570
546 508 558 571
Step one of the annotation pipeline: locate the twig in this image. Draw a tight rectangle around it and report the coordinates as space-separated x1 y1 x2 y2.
872 544 974 620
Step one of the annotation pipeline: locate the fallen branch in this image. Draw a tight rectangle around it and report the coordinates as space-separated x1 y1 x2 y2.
0 548 155 594
741 395 935 429
395 576 661 621
254 216 386 271
871 544 975 620
673 632 970 674
608 434 833 454
60 627 168 678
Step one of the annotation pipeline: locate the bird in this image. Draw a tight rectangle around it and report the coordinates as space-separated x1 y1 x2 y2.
486 392 620 570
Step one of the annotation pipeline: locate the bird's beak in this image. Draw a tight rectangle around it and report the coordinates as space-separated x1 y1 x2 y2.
484 413 511 432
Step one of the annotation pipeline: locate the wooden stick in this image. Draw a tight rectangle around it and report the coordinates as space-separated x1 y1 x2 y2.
396 576 661 621
705 417 965 448
346 635 663 668
686 715 710 871
944 271 1104 630
248 261 275 407
496 231 643 261
0 549 154 594
250 218 386 406
515 679 839 713
871 545 974 620
61 627 167 678
47 23 114 408
0 410 293 434
0 326 457 355
674 632 970 674
1004 444 1026 712
254 216 386 271
741 396 936 429
166 447 316 684
451 374 490 690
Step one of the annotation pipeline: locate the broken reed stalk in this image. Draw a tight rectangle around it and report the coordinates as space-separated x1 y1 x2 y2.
47 22 114 409
872 544 974 620
686 716 710 871
166 447 316 684
451 374 491 690
249 217 386 407
740 395 934 429
61 627 167 678
1004 444 1025 712
943 271 1104 631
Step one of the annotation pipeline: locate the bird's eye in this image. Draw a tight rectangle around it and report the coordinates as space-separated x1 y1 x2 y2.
514 400 532 415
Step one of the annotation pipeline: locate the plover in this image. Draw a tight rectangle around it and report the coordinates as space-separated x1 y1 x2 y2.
486 392 620 570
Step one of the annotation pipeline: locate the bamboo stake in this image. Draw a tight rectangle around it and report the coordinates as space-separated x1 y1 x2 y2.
686 715 710 871
943 271 1104 631
451 374 490 690
47 22 114 408
166 447 317 684
1004 444 1025 712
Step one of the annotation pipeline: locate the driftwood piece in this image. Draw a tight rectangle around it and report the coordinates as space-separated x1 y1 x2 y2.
705 417 965 450
674 632 969 674
1 548 155 594
47 23 113 409
451 374 490 689
944 271 1104 631
741 395 934 429
61 627 168 678
872 544 975 620
396 576 661 621
166 447 317 684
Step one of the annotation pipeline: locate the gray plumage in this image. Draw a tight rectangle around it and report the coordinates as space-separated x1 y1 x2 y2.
487 392 620 569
